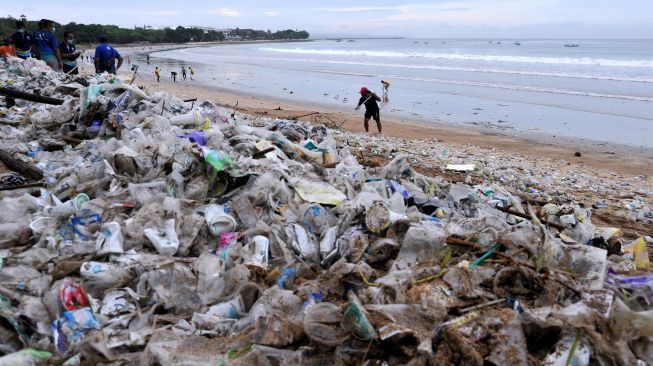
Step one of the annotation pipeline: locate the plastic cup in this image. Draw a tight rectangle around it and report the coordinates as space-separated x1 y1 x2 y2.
245 235 269 271
169 111 201 126
29 217 55 234
204 204 238 236
43 193 89 217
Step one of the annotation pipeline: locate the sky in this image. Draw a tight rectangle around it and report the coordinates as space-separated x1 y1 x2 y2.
5 0 653 38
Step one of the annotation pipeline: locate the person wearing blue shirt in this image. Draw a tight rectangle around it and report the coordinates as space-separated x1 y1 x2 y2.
94 35 123 74
11 21 33 59
59 31 81 74
32 19 62 72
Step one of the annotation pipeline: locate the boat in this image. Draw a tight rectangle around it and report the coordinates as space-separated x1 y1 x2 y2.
514 42 521 46
564 44 580 48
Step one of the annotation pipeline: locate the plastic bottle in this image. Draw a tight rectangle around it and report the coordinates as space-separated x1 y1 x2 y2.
54 173 79 196
165 164 185 198
231 194 258 229
365 201 408 234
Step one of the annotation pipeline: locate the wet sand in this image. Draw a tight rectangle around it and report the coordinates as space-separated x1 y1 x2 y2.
123 69 652 177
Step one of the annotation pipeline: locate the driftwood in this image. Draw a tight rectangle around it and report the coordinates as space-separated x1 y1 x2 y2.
0 149 44 180
494 205 565 231
0 87 64 105
62 136 85 145
252 147 275 159
0 181 45 191
0 118 20 126
39 139 66 152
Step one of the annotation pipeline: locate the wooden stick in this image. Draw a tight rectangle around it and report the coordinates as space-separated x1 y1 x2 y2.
495 205 564 230
64 65 79 75
459 298 506 313
0 118 20 126
288 112 319 120
445 236 482 250
128 65 138 85
0 149 43 180
62 136 84 145
0 181 45 191
0 87 63 105
183 98 198 108
252 147 275 158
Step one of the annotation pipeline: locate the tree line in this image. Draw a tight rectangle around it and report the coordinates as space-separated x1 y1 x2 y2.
0 17 309 44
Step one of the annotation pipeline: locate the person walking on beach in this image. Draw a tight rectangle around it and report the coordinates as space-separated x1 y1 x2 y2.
188 66 195 80
181 67 187 80
33 19 63 72
356 87 382 133
94 35 123 74
381 80 390 103
146 54 150 64
171 71 177 82
59 31 81 74
11 21 33 59
154 66 161 82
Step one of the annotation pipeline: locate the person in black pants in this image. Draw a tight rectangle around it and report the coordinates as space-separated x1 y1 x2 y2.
356 87 382 133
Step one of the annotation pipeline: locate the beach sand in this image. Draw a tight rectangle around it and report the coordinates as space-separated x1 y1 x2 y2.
123 68 652 177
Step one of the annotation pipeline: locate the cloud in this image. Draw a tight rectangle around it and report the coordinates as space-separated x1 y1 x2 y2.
263 11 281 16
151 11 178 17
210 8 240 17
315 6 396 13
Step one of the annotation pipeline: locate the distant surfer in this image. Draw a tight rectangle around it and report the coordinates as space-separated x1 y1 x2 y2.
356 86 382 133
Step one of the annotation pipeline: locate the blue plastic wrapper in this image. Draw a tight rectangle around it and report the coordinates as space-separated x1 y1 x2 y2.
277 268 297 289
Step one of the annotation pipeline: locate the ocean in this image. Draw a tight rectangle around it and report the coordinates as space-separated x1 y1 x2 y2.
148 39 653 150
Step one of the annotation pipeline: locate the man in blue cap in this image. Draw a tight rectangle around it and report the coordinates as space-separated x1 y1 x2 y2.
33 19 63 71
94 35 123 74
11 21 33 59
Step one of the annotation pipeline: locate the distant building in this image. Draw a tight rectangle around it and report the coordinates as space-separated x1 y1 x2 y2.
186 26 216 34
183 27 240 40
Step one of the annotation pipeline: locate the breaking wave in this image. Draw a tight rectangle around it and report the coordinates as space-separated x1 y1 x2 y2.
259 47 653 68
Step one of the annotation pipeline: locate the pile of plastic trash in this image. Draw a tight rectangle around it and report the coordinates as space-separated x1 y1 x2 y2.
332 132 653 226
2 56 653 365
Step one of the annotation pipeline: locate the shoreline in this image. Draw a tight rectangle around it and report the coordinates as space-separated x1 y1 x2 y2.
118 67 653 176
